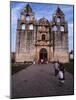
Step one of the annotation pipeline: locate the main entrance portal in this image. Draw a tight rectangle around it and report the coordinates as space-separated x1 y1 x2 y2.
39 48 47 62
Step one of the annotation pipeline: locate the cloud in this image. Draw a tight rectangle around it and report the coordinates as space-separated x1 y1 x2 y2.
10 2 27 52
61 6 73 23
68 23 74 51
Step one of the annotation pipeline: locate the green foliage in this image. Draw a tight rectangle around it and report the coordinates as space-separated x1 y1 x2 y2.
63 61 74 75
11 63 31 75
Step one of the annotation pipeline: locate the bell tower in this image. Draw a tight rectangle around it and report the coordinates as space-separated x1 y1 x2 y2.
16 4 36 62
51 7 69 62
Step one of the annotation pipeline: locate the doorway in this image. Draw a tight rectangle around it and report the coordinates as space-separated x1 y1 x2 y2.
39 48 47 62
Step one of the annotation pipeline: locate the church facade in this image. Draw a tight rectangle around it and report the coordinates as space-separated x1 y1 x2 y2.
15 4 69 63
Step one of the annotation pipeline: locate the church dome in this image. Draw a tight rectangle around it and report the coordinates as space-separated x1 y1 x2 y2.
38 17 50 25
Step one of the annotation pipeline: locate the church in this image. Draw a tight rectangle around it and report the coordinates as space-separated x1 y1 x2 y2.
15 4 69 63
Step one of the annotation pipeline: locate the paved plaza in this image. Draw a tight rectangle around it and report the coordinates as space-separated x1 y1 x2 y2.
11 63 74 98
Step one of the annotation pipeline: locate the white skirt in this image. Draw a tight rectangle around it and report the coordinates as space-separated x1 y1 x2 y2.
58 71 64 79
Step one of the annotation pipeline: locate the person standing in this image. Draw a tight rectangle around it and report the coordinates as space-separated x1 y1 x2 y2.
41 59 44 64
33 60 35 64
58 62 65 86
54 61 59 76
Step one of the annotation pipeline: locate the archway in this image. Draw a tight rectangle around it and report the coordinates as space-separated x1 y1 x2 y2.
39 48 47 62
42 34 45 41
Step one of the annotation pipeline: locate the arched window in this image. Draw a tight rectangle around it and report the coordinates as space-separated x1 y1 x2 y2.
57 17 61 22
52 26 57 32
61 26 64 31
26 16 30 21
42 34 45 41
21 24 25 30
29 24 33 30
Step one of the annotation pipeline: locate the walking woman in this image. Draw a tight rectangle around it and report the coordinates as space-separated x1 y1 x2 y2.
58 62 65 86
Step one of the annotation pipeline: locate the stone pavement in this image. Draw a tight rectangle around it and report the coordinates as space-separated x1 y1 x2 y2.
11 63 74 98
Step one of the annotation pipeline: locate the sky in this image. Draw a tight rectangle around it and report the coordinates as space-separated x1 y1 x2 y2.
10 1 74 52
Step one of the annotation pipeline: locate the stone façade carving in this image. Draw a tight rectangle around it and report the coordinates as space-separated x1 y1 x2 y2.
15 4 69 63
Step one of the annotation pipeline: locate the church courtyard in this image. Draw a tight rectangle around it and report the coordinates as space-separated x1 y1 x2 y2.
11 63 74 98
